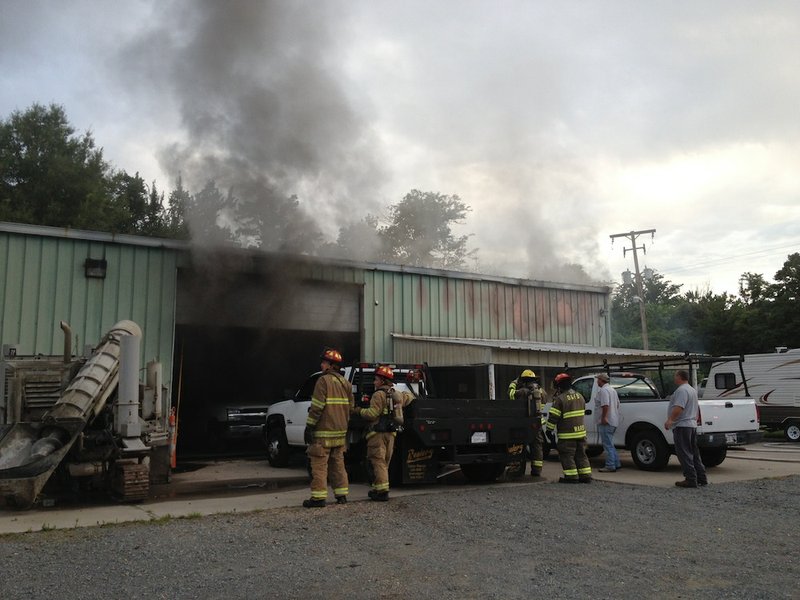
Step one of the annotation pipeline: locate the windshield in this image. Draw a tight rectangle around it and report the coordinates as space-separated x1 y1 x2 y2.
611 376 659 400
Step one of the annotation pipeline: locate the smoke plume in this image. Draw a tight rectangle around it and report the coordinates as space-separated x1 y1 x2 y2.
120 1 385 249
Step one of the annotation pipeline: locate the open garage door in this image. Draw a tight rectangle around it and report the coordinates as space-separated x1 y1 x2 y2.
173 268 362 455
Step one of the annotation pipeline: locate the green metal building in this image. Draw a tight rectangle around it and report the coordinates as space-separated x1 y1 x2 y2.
2 221 681 446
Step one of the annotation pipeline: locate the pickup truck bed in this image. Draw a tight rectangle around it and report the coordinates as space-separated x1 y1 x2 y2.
265 366 537 484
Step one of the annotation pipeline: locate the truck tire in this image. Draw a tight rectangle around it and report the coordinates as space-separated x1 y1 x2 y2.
630 429 670 471
784 422 800 442
585 446 604 458
699 446 727 467
460 463 506 483
266 424 290 468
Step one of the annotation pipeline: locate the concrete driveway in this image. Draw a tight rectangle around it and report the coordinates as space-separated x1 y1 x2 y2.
1 441 798 535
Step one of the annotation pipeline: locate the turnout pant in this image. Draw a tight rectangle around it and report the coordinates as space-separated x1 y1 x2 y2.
367 432 395 493
557 438 592 481
307 442 349 501
530 427 544 475
672 427 708 485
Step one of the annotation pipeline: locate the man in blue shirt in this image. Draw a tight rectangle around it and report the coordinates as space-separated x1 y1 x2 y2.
665 370 708 488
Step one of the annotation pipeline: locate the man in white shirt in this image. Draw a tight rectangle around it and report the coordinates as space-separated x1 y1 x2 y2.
595 373 622 472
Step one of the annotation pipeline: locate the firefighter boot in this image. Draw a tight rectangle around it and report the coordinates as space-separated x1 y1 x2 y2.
335 495 347 504
302 498 326 508
368 489 389 501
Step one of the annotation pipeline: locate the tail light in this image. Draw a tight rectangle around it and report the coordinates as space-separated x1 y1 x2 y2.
431 429 451 442
755 404 760 425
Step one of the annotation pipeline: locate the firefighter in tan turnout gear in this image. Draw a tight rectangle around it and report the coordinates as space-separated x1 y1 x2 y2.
546 373 592 484
303 348 354 508
359 365 401 502
508 369 545 476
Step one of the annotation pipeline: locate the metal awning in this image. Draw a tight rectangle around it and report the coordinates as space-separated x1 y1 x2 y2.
391 334 695 368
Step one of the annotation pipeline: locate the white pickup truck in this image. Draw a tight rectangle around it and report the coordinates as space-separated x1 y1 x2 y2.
265 365 421 468
555 372 763 470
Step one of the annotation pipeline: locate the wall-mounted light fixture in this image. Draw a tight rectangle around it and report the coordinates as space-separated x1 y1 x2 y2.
84 258 107 279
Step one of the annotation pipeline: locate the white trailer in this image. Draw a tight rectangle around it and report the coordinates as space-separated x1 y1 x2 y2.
699 349 800 441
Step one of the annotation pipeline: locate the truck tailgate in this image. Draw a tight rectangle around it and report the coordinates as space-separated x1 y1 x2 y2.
698 399 759 435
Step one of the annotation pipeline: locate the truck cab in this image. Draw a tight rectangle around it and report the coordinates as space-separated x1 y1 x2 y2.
553 371 762 471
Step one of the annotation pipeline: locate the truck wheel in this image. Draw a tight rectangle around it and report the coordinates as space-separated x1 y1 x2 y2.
631 430 670 471
784 422 800 442
699 446 727 468
266 424 290 468
460 463 506 483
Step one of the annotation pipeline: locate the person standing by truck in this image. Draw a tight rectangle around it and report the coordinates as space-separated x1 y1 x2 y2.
546 373 592 484
596 373 622 473
359 365 399 501
665 369 708 488
302 348 354 508
508 369 545 476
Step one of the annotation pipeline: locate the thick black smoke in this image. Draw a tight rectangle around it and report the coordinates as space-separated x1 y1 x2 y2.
120 1 385 249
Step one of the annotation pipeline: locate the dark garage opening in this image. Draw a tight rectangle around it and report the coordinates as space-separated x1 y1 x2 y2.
173 325 359 455
172 262 362 457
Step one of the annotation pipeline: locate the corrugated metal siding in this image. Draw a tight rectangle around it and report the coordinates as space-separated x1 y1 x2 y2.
394 338 491 365
360 269 610 362
394 339 665 369
0 231 178 390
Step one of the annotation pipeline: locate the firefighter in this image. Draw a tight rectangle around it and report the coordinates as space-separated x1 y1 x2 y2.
546 373 592 484
508 369 545 476
359 365 398 501
303 348 354 508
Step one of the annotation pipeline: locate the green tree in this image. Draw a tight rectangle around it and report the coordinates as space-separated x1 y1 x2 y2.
611 271 683 349
381 190 474 269
187 180 232 244
108 171 148 233
768 253 800 347
324 216 383 261
0 103 111 229
738 272 769 305
165 176 191 239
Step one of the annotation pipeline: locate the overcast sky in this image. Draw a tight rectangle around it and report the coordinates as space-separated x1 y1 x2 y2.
2 1 798 294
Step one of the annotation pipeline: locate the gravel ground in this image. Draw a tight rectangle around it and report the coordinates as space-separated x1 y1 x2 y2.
1 475 798 599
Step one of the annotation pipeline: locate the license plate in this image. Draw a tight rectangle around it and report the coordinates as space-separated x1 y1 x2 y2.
725 432 738 444
471 431 488 444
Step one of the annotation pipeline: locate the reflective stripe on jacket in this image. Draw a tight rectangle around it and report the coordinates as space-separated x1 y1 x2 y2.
307 369 354 447
546 388 586 440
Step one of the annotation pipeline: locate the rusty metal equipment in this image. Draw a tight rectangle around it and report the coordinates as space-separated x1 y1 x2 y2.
0 320 170 508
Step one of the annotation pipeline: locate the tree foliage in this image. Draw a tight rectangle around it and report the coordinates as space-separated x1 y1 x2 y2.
611 256 800 354
0 103 110 229
329 190 475 270
0 103 185 238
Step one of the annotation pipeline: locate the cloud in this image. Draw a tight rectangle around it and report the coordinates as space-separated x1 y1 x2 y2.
2 1 799 291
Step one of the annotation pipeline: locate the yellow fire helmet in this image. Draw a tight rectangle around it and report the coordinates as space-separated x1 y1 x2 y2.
520 369 536 379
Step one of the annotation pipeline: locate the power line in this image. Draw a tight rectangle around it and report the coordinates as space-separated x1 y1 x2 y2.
662 241 800 274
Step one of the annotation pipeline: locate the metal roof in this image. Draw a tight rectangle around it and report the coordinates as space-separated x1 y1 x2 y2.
0 221 611 294
0 221 189 250
391 333 691 359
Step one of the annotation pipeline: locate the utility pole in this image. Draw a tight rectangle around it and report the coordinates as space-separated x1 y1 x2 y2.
610 229 656 350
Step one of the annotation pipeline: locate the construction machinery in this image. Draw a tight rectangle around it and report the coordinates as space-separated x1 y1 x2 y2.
0 320 170 508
